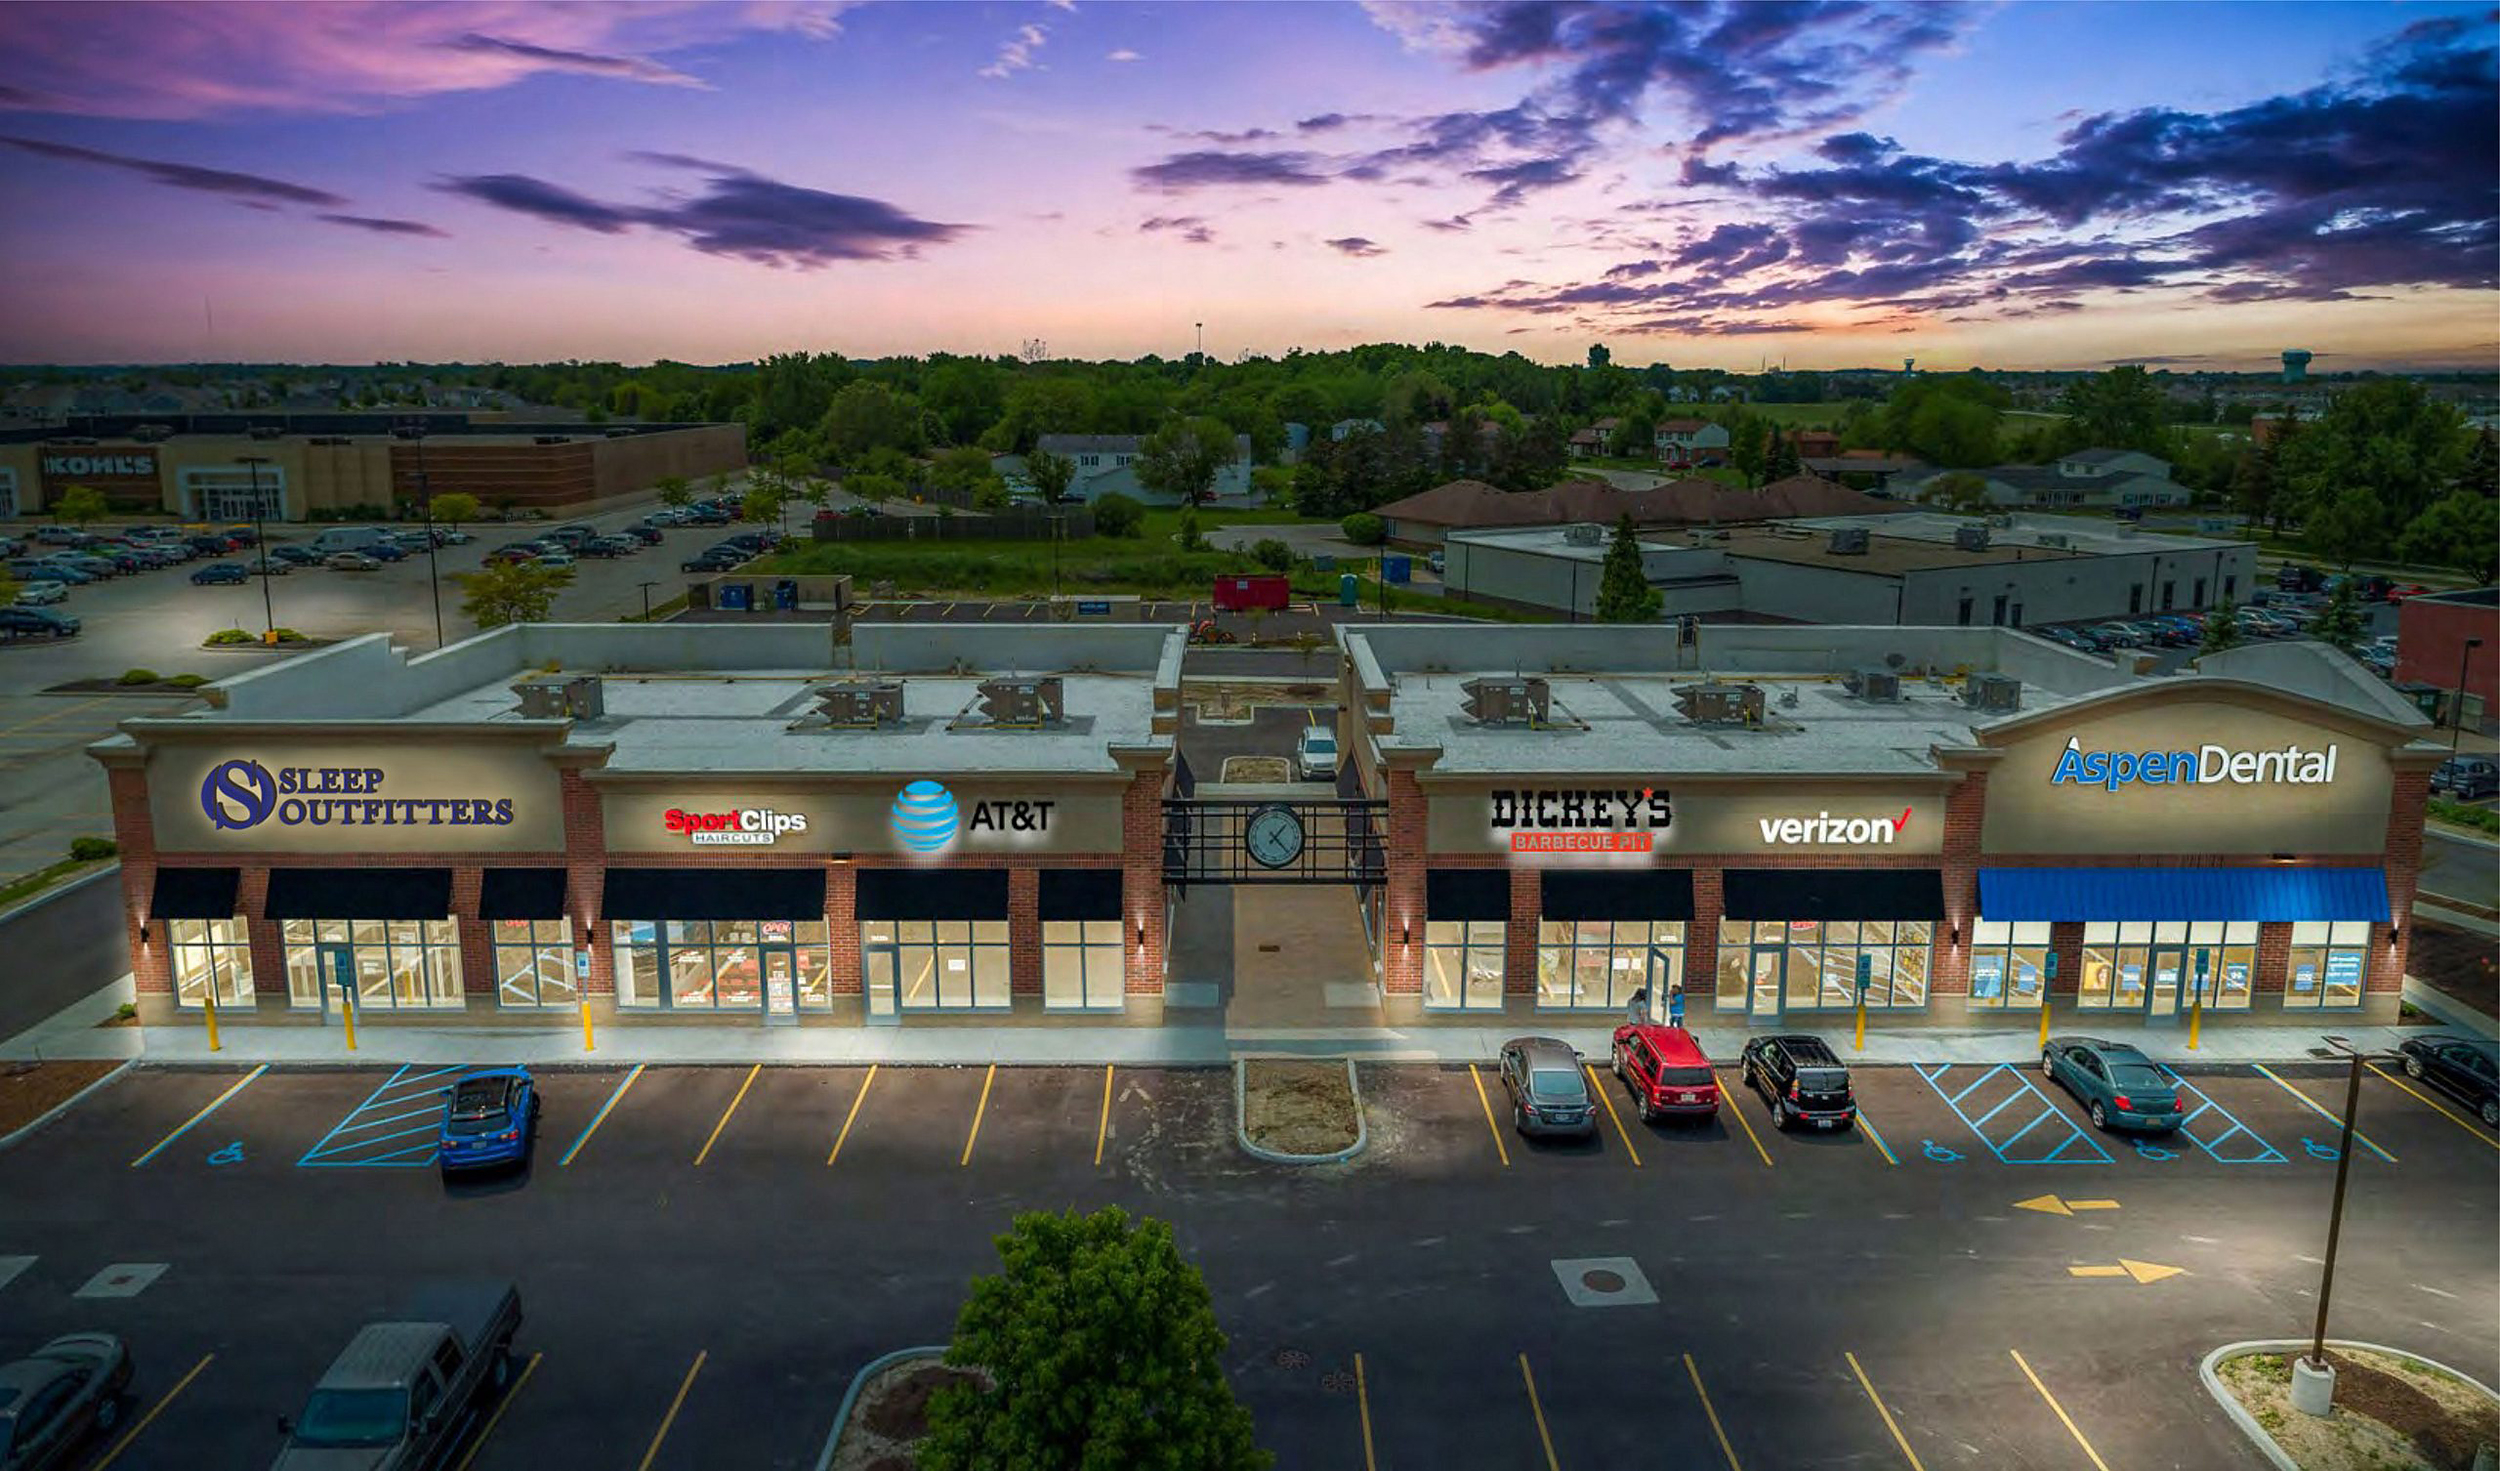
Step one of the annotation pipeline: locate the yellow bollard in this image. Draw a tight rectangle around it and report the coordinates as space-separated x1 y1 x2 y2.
201 987 222 1054
1854 998 1866 1052
580 996 596 1053
2188 990 2202 1052
2038 997 2051 1050
341 990 358 1052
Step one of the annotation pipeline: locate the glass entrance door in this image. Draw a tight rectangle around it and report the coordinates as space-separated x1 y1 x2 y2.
761 945 797 1023
317 943 354 1024
2146 947 2185 1023
866 942 898 1023
1750 949 1784 1018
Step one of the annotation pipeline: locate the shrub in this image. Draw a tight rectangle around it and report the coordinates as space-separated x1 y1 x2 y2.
68 837 117 862
117 668 160 686
2431 797 2500 834
205 629 254 646
1092 492 1145 538
1251 538 1294 571
272 627 304 642
1340 512 1385 545
165 673 209 688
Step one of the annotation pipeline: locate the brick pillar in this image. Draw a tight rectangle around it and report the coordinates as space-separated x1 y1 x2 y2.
2372 767 2432 996
2254 921 2291 996
1505 866 1539 997
1121 768 1165 994
2047 921 2083 996
1381 768 1426 995
1009 866 1042 996
1691 868 1723 1013
560 769 612 997
452 865 493 997
240 867 287 1000
1934 771 1986 998
827 864 860 995
104 765 172 998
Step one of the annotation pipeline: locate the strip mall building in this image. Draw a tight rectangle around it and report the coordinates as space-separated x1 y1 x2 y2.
95 618 2436 1036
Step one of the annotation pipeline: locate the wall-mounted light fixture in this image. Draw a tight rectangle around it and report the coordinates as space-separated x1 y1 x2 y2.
1135 918 1147 947
830 851 853 865
2388 926 2401 945
1399 922 1412 947
2268 853 2297 864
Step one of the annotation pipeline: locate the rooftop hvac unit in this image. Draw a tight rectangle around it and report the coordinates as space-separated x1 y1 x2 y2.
2035 532 2072 549
1562 523 1606 546
1672 681 1766 726
1827 526 1871 555
533 435 570 446
511 674 604 720
247 426 284 441
1844 668 1902 701
976 675 1064 728
1461 676 1552 726
1953 524 1992 552
130 423 172 442
1963 672 2022 713
1690 528 1728 545
814 679 905 728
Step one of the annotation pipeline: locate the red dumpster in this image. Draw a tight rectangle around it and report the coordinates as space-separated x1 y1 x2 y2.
1211 574 1291 612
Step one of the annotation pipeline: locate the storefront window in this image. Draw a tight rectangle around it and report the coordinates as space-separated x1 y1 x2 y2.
2284 921 2370 1009
1967 920 2051 1011
1728 919 1930 1012
1044 920 1124 1010
282 919 462 1009
168 919 252 1009
493 919 576 1009
611 920 832 1011
1535 921 1683 1010
1423 920 1504 1011
2081 920 2261 1012
862 919 1009 1011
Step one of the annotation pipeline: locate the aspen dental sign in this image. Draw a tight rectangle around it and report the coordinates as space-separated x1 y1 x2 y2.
2049 737 2339 791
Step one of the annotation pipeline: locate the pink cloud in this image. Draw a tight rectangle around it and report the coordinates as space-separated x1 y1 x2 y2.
0 1 853 120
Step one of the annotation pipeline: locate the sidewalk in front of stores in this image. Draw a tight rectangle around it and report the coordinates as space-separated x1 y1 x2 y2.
3 974 2484 1068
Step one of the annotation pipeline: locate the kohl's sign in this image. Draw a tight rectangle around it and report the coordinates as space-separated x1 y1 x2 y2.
2049 737 2340 792
41 450 157 478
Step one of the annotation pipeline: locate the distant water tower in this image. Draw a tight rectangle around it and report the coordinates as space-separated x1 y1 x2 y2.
1903 357 1916 375
2282 349 2312 384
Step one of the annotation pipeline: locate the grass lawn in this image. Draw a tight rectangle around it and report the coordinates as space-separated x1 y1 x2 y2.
0 856 109 912
760 506 1340 598
1739 402 1852 427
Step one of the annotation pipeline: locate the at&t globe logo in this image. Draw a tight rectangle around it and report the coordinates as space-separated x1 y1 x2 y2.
890 780 959 853
200 760 278 830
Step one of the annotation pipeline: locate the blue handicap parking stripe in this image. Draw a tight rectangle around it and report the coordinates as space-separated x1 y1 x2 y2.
1915 1063 2113 1165
299 1064 468 1168
2159 1068 2286 1164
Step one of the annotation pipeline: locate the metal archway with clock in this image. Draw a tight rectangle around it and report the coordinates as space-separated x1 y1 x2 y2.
1162 796 1386 887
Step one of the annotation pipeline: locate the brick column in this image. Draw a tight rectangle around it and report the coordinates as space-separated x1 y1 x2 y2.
1505 866 1539 997
1009 865 1042 996
1381 767 1426 995
1121 768 1165 994
240 867 287 1000
2254 922 2291 997
2047 921 2083 996
2372 767 2432 996
1690 867 1723 1013
559 769 612 997
104 765 172 999
452 865 493 997
827 864 860 995
1933 771 1986 998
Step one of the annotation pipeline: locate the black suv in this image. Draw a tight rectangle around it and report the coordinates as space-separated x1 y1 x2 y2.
1737 1034 1856 1131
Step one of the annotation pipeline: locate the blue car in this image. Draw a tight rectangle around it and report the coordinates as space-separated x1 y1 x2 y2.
437 1068 540 1176
365 539 410 561
190 562 248 585
2042 1036 2184 1134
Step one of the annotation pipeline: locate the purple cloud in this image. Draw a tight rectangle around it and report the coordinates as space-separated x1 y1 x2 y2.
317 212 450 238
1131 150 1333 190
442 33 705 88
437 172 639 232
2 135 346 205
439 159 968 265
1324 236 1386 257
1140 214 1217 244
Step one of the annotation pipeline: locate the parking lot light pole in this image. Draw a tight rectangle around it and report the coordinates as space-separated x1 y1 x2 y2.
637 580 658 623
238 455 275 644
406 423 445 647
2453 637 2484 753
2297 1034 2370 1414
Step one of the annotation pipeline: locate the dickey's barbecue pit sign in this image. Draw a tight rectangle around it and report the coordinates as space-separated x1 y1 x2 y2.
1429 783 1945 857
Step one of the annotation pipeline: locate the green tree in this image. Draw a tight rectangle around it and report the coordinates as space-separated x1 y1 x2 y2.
2455 426 2498 499
819 380 925 461
846 472 905 504
1136 417 1238 506
453 559 575 629
2397 491 2500 576
1728 418 1768 487
1608 412 1655 459
2301 485 2386 570
1339 511 1385 545
1092 491 1145 538
1586 344 1611 371
1764 430 1803 483
1876 378 2005 468
1250 538 1294 571
2310 578 2366 656
0 568 17 609
919 1206 1270 1471
429 491 480 531
2276 379 2471 555
928 445 1005 502
53 485 107 526
741 480 788 527
1025 448 1076 504
1918 472 1996 513
1595 514 1661 622
2199 595 2243 656
2055 366 2175 457
1174 508 1208 552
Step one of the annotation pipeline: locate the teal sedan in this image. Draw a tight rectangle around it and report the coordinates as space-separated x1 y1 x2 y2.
2042 1036 2184 1134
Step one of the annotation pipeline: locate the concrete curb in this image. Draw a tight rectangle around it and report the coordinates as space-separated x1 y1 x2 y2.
2401 979 2500 1040
0 860 118 929
812 1345 948 1471
0 1058 136 1153
2199 1339 2500 1471
1234 1056 1368 1164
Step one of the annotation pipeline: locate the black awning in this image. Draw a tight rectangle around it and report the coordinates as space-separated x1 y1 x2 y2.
1426 868 1510 922
479 867 569 921
265 867 453 921
149 867 239 921
856 867 1010 921
1039 868 1123 922
602 868 824 922
1721 868 1945 921
1542 869 1694 922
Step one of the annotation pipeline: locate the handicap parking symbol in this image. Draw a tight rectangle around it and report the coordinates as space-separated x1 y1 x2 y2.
1921 1138 1963 1163
2130 1140 2177 1162
207 1141 245 1166
2301 1136 2340 1161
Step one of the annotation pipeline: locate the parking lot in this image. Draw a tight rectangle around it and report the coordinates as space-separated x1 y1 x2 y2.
3 1053 2491 1469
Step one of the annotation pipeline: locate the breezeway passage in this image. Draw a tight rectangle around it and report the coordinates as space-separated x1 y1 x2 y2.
5 1059 2491 1469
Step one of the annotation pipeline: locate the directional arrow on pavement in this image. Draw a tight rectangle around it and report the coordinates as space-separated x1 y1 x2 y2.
2014 1194 2121 1217
2068 1259 2185 1285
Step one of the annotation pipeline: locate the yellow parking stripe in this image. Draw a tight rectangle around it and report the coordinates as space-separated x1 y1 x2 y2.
131 1065 266 1167
827 1065 877 1166
1094 1064 1114 1167
560 1064 641 1166
960 1063 996 1166
1684 1354 1744 1471
692 1064 761 1166
2253 1064 2396 1161
635 1351 706 1471
92 1353 213 1469
1584 1062 1642 1167
1468 1064 1511 1167
451 1352 542 1471
1845 1351 1925 1471
1518 1353 1561 1471
1719 1072 1775 1168
1355 1352 1377 1471
2368 1062 2499 1150
2010 1349 2111 1471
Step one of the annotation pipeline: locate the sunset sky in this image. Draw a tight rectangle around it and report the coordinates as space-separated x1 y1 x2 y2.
0 1 2491 371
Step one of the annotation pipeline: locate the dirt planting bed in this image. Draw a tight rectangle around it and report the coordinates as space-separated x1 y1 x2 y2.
2219 1348 2500 1470
1241 1058 1361 1157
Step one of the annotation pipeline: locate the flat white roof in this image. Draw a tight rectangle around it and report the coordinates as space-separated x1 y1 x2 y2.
1782 511 2246 557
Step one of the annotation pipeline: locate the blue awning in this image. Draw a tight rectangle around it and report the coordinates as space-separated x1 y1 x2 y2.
1977 867 2390 923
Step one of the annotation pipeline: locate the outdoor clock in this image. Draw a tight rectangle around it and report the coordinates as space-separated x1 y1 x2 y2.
1244 804 1306 869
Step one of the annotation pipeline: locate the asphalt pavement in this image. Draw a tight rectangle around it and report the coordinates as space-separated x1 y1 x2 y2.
1 1055 2491 1470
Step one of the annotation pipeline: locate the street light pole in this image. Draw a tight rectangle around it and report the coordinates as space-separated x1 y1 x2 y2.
2302 1035 2367 1400
238 454 275 644
407 422 445 648
2451 637 2484 754
637 580 657 623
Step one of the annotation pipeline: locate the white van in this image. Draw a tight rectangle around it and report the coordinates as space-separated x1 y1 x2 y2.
309 526 391 556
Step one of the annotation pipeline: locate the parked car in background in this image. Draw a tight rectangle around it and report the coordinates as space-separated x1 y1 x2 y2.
2084 623 2140 650
2040 628 2098 654
13 581 67 606
679 549 743 574
437 1068 541 1176
1739 1034 1857 1130
2432 756 2498 801
534 550 576 570
1296 724 1338 781
2383 584 2433 604
33 527 91 546
364 538 409 562
326 552 381 571
2042 1037 2183 1133
190 562 249 585
14 562 92 587
268 544 320 565
2394 1036 2499 1128
0 607 81 639
0 1331 134 1469
1497 1036 1597 1138
2276 563 2324 592
1609 1023 1720 1123
621 524 663 546
43 556 116 581
248 556 292 577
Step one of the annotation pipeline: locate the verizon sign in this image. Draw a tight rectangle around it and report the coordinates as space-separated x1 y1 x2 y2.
1758 807 1912 846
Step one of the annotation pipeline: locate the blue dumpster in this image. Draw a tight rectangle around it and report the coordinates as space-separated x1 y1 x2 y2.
774 578 799 611
718 582 753 612
1312 554 1335 573
1338 573 1359 607
1383 554 1411 584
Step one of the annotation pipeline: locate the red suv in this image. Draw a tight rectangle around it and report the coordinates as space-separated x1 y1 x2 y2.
1609 1023 1721 1122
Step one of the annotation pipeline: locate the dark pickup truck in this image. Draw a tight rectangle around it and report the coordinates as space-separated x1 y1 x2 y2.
272 1281 521 1471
